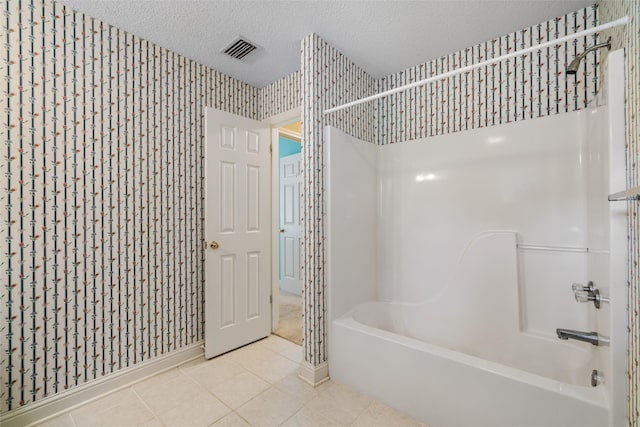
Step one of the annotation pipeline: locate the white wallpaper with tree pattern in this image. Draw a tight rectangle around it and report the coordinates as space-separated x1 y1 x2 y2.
0 0 261 412
260 70 301 120
376 5 600 144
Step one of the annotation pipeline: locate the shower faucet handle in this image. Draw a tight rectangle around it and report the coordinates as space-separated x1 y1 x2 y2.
572 281 594 293
574 290 594 304
571 281 605 309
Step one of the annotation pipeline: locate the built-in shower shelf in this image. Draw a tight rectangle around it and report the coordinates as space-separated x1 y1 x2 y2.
608 186 640 201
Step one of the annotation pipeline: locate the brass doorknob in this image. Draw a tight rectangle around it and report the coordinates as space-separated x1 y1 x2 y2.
210 241 219 250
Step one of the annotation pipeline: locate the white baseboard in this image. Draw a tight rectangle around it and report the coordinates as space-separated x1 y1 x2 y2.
298 361 329 386
1 341 204 427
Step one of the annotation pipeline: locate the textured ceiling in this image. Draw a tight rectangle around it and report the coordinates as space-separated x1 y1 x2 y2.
57 0 595 88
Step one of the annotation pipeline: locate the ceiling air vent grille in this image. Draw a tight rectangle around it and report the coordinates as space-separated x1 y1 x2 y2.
223 38 258 60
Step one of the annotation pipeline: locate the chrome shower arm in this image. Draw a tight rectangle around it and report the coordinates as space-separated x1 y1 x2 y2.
567 37 611 74
576 37 612 60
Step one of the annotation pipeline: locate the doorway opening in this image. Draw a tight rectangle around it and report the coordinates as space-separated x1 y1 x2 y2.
273 121 303 345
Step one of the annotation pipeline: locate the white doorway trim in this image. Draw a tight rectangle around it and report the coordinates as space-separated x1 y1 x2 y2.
265 107 302 331
278 127 301 142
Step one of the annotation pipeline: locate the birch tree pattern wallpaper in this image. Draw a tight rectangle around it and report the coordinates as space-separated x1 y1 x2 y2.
260 70 301 120
1 0 260 412
376 5 600 145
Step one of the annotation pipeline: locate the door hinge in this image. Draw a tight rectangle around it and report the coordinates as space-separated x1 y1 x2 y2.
269 144 272 154
270 295 273 304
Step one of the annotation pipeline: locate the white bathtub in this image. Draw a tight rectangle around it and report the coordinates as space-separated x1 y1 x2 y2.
331 301 608 427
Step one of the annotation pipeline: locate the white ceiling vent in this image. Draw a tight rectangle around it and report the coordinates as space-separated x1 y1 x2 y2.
222 37 258 60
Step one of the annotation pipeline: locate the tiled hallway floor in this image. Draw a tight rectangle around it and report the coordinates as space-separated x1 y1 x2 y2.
35 335 426 427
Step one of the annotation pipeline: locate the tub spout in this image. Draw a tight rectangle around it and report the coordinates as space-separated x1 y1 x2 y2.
556 328 609 346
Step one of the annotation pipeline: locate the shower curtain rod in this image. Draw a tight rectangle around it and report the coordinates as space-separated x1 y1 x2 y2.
323 16 629 115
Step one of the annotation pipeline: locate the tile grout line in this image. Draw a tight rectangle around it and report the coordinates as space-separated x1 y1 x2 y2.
235 382 275 412
233 409 255 427
279 393 337 427
35 410 79 427
174 364 237 423
283 376 325 426
227 345 299 386
62 412 78 427
182 350 279 411
231 373 317 427
209 370 271 410
130 386 164 425
58 351 209 426
277 402 305 426
268 343 304 365
347 398 375 427
67 389 131 426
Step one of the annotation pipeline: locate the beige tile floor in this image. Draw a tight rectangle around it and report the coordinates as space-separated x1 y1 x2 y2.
34 335 426 427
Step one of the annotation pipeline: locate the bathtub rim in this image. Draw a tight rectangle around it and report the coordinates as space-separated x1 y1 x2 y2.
332 306 608 410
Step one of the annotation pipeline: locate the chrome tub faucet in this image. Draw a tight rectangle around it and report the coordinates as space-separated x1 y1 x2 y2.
556 328 610 346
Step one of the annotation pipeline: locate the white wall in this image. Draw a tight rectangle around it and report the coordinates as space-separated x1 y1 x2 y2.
328 108 612 335
328 110 604 340
326 127 378 324
376 112 596 339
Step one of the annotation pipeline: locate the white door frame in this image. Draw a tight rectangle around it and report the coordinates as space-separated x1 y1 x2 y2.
266 107 302 331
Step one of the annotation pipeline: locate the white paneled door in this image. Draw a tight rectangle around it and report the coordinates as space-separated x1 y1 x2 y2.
279 153 302 295
205 109 271 359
